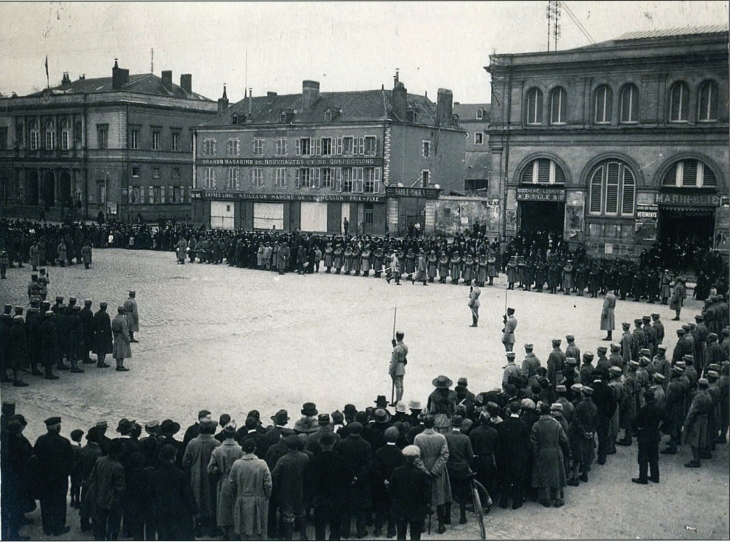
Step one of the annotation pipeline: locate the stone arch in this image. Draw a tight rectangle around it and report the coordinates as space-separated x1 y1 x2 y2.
513 152 573 186
654 152 725 189
579 152 646 189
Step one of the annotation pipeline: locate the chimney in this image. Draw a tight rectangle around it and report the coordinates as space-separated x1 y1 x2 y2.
180 74 192 94
161 70 173 92
436 88 454 127
267 91 277 101
217 85 229 113
112 59 129 89
392 73 407 120
248 88 253 115
61 72 71 88
301 80 320 111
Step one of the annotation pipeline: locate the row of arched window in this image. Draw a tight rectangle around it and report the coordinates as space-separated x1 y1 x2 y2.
525 79 720 126
520 157 719 217
22 118 79 151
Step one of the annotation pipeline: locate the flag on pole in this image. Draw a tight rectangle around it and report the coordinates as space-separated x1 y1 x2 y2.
45 55 49 88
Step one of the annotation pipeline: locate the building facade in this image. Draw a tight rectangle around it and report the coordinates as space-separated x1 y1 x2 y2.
191 76 465 236
487 26 729 257
0 61 217 223
453 102 490 193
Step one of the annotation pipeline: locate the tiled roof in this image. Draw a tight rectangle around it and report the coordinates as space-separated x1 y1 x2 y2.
26 73 212 101
202 88 439 126
454 103 490 123
616 25 728 41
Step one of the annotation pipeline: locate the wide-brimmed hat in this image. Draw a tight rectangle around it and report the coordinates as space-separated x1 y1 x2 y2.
373 409 391 423
160 419 181 435
117 418 136 434
432 375 453 389
271 410 290 425
374 395 389 408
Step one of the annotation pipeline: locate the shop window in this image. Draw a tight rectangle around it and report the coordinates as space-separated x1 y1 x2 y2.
589 160 635 216
620 84 639 123
526 88 543 125
549 87 567 125
594 85 613 124
662 159 717 188
698 80 719 122
520 158 566 185
669 82 690 122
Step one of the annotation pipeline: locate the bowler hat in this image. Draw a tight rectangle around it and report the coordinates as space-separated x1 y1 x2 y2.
374 395 389 408
343 404 357 416
373 409 391 423
451 415 463 427
301 403 318 416
318 413 331 426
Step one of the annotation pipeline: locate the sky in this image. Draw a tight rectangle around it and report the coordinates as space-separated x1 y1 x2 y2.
0 1 727 103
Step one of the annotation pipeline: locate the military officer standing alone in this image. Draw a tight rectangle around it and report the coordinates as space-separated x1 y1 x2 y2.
390 331 408 406
123 291 139 343
502 308 517 353
468 280 480 327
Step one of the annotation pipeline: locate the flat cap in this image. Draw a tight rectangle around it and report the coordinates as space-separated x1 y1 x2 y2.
44 416 62 426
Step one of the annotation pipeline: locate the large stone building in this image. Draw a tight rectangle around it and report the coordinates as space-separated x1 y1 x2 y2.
0 61 217 222
191 75 465 236
487 25 729 257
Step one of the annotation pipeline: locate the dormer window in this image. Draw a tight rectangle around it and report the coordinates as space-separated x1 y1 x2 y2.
476 108 484 120
324 109 333 122
279 111 289 123
406 108 418 122
231 114 238 125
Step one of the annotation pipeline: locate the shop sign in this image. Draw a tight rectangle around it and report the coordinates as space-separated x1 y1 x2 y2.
196 190 383 203
517 187 566 202
198 157 383 167
636 204 658 220
657 193 719 207
384 186 441 199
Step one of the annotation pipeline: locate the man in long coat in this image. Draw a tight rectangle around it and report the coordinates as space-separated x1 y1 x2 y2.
497 402 529 510
601 289 616 341
80 300 95 364
531 402 569 507
413 415 451 534
682 378 715 468
34 417 74 536
444 416 474 525
308 432 352 541
568 387 598 486
123 291 139 342
111 306 132 372
272 435 311 540
40 310 60 379
336 422 373 539
183 419 221 537
230 439 272 540
670 278 686 321
152 444 198 541
389 445 430 541
207 422 243 540
93 302 113 368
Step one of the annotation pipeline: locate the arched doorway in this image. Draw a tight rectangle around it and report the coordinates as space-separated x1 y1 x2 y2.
42 171 55 208
27 171 39 206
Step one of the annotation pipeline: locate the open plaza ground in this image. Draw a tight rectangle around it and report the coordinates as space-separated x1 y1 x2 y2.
0 249 728 540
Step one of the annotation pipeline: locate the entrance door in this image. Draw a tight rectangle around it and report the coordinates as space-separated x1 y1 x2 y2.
519 201 565 237
658 207 715 249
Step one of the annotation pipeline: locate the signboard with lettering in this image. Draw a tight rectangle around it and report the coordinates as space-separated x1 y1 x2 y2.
193 190 383 203
636 204 659 220
657 193 719 207
384 186 441 199
517 187 566 202
198 157 383 167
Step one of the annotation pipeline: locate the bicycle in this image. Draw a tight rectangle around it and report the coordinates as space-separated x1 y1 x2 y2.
466 471 491 540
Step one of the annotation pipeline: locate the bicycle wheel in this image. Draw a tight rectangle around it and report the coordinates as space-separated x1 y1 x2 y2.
471 482 486 540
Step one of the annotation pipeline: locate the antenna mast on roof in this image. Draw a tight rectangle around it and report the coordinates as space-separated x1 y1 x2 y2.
546 1 561 51
245 50 248 100
150 48 154 73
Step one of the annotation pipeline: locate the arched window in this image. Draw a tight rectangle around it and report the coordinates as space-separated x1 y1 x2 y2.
594 85 613 124
549 87 567 125
28 120 39 150
620 84 639 123
476 108 484 120
669 82 690 122
662 159 717 188
520 158 566 185
698 80 719 122
589 161 635 216
45 119 55 150
60 119 71 150
526 88 543 125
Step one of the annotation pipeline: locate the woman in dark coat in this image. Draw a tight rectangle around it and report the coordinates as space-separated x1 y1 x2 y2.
530 403 569 507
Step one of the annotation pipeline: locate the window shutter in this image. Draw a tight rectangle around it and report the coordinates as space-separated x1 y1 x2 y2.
537 159 550 183
140 187 145 204
622 168 635 215
374 167 381 193
605 163 619 214
702 164 717 187
296 139 301 156
683 160 698 186
354 168 363 193
168 185 173 203
337 137 343 155
590 168 603 214
128 189 133 204
295 168 300 189
161 185 166 204
521 163 533 184
335 168 342 192
313 168 320 189
315 138 321 156
554 164 566 183
149 186 154 202
376 137 380 155
359 137 364 155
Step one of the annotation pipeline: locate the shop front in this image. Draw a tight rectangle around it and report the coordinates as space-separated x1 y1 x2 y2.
657 191 720 249
384 186 442 236
516 187 566 238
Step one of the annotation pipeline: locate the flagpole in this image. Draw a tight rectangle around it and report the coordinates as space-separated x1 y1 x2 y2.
45 55 50 90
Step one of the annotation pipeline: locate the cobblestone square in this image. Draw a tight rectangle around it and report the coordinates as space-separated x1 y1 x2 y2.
1 249 728 540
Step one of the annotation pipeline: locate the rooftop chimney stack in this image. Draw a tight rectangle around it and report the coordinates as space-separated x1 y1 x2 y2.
392 71 407 120
180 74 192 94
112 59 129 90
161 70 173 92
218 85 229 113
61 72 71 88
302 80 320 111
436 88 454 127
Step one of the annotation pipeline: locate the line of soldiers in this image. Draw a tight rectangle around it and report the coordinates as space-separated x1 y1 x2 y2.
0 291 140 385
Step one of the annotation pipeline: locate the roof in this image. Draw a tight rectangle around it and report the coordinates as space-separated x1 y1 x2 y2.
202 88 440 127
26 73 212 102
453 103 490 123
615 25 728 41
